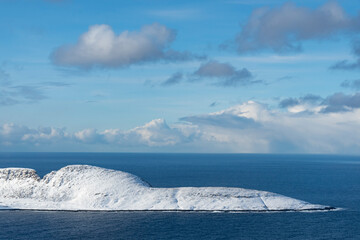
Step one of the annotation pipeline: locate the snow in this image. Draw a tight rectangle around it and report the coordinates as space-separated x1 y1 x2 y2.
0 165 333 211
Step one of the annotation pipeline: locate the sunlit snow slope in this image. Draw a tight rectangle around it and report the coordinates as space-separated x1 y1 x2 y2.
0 165 333 211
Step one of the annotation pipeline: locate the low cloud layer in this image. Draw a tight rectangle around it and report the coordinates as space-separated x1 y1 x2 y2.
2 98 360 153
51 23 203 69
0 119 196 151
228 1 359 53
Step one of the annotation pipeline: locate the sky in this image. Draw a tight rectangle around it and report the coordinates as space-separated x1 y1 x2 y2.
1 0 360 153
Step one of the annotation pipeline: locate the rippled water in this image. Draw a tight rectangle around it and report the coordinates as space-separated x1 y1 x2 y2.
0 153 359 239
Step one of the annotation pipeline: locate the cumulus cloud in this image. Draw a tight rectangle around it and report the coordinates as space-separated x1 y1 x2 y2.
0 119 196 151
278 92 360 113
279 94 323 113
0 123 69 146
181 101 266 128
181 101 360 153
74 129 101 144
123 119 194 147
72 119 193 147
192 60 260 87
228 1 359 53
321 92 360 113
279 98 300 108
2 100 360 153
51 23 203 69
181 114 259 129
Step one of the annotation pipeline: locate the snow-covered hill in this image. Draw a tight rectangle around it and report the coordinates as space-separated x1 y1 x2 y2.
0 165 333 211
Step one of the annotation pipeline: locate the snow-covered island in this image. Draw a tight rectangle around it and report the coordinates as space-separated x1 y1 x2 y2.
0 165 334 211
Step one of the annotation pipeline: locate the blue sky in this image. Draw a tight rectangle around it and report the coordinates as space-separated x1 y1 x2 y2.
1 0 360 153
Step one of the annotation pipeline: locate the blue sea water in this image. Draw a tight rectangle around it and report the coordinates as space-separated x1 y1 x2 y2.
0 153 359 239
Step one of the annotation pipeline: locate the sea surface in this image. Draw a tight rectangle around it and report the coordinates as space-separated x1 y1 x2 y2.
0 153 359 240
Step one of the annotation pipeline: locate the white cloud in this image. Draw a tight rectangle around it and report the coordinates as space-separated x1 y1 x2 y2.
279 92 360 113
124 119 189 146
228 1 359 53
1 100 360 153
74 129 100 143
73 119 192 147
181 101 360 153
51 23 202 69
0 124 68 145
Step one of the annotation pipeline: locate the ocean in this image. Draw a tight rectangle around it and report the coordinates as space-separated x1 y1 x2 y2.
0 153 359 239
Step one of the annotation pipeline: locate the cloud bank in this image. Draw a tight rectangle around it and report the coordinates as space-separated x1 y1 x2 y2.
229 1 359 53
2 97 360 154
51 23 203 69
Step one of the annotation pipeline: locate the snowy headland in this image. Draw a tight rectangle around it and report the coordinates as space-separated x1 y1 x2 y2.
0 165 334 211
